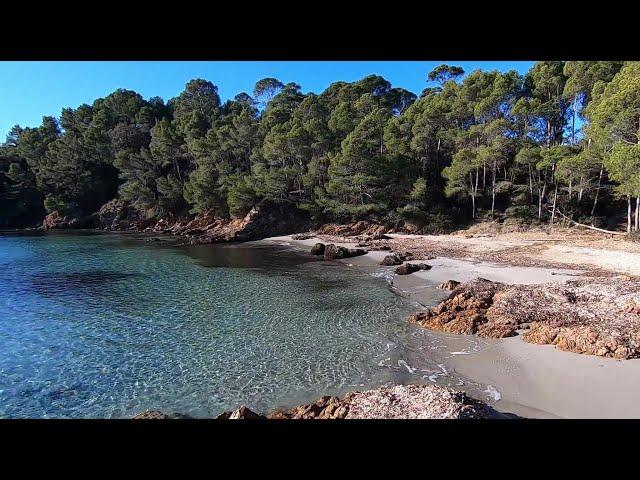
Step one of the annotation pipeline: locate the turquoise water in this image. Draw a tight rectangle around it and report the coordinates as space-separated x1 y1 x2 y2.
0 232 485 418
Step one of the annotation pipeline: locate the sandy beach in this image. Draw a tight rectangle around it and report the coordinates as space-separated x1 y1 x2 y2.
261 230 640 419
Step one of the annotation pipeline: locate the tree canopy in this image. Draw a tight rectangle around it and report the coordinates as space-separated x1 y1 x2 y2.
2 62 640 233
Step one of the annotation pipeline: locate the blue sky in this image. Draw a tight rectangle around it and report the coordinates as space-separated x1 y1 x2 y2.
0 61 534 140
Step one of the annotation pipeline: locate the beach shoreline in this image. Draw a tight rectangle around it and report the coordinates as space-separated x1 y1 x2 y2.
259 232 640 419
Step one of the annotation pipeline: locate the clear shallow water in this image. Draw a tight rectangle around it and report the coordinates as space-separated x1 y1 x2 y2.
0 232 492 418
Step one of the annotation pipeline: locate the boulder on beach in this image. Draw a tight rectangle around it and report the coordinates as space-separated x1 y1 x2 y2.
394 263 432 275
323 244 367 260
437 280 461 290
310 243 326 255
380 252 414 266
381 254 403 266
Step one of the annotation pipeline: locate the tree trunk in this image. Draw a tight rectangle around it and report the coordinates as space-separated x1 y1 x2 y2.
550 183 558 225
591 165 603 216
628 196 632 233
483 164 486 190
471 193 476 219
528 164 533 196
538 182 546 220
469 172 476 219
491 160 496 217
636 197 640 231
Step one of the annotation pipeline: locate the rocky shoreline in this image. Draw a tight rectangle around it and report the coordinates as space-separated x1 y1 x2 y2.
408 277 640 359
133 384 505 420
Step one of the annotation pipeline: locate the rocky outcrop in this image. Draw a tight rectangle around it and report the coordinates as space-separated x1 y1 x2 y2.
268 384 497 419
141 200 312 245
323 244 367 260
437 280 461 290
42 210 95 230
408 279 512 337
409 277 640 359
216 406 265 419
394 263 432 275
97 199 151 231
134 385 501 420
310 243 325 255
269 396 349 419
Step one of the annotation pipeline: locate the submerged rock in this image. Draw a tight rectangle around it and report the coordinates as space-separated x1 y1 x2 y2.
323 244 367 260
394 263 432 275
310 242 326 255
132 410 193 419
133 410 170 419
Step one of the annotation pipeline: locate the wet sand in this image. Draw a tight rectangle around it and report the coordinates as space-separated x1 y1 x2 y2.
261 234 640 418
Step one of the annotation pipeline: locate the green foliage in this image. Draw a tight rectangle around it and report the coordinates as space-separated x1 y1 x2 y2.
2 63 640 233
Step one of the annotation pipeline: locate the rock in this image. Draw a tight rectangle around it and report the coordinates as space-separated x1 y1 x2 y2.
380 252 414 266
310 243 326 255
437 280 461 290
408 279 510 337
409 277 640 358
217 405 265 419
394 263 432 275
381 254 404 266
132 410 170 419
267 384 497 419
96 198 156 231
269 396 348 419
42 209 95 230
323 244 367 260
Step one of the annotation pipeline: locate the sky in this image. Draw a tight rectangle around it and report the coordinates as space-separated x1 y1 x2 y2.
0 61 534 140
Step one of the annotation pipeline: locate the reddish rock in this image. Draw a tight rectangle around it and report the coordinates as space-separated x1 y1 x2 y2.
42 210 94 230
217 406 265 419
437 280 461 290
267 384 496 419
409 278 640 358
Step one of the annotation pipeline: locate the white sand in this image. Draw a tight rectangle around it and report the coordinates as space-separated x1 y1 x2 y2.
388 232 640 276
449 336 640 419
261 233 640 418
